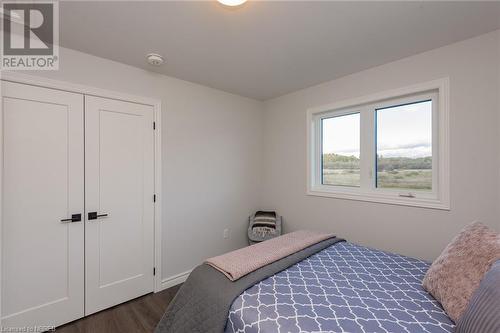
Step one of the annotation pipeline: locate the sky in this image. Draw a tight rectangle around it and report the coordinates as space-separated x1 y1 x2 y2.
322 100 432 158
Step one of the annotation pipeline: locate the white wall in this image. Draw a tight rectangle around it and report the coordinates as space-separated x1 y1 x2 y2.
262 30 500 261
13 47 264 281
3 30 499 280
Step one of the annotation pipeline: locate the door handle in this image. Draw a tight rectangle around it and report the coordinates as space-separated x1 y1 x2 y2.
60 213 82 223
88 212 109 220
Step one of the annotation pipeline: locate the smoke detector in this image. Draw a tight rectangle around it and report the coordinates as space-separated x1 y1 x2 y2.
146 53 164 66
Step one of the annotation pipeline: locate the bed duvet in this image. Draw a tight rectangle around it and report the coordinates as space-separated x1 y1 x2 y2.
225 242 454 333
155 237 344 333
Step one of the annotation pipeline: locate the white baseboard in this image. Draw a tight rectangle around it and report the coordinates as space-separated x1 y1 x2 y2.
159 269 193 291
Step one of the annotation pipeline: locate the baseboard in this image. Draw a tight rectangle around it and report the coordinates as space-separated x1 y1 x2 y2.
159 269 193 291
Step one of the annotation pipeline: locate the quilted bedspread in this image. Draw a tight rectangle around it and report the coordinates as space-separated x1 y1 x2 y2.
225 242 454 333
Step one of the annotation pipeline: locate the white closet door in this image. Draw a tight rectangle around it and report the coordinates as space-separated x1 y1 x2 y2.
1 81 85 327
84 96 154 315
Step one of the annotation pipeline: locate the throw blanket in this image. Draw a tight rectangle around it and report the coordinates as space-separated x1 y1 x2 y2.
205 230 335 281
155 237 344 333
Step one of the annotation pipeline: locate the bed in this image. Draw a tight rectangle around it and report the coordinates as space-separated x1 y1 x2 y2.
156 236 454 333
225 242 454 333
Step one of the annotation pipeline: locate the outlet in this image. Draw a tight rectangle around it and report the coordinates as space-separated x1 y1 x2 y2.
223 228 230 239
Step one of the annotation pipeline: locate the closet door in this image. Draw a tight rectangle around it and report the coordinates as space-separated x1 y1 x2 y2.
84 96 154 315
1 81 85 327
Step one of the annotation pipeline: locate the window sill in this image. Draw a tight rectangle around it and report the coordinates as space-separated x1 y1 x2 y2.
307 187 450 210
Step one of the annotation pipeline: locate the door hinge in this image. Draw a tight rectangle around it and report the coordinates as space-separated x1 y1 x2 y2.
153 121 156 130
153 194 156 202
153 267 156 276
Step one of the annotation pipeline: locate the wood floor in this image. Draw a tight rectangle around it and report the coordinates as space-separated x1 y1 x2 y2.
56 285 181 333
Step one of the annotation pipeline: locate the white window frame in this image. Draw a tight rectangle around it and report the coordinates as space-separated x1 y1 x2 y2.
307 78 450 210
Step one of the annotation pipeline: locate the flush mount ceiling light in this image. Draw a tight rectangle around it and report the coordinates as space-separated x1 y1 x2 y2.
146 53 164 66
217 0 247 6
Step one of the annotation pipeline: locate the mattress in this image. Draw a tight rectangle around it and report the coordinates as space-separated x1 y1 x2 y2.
225 242 454 333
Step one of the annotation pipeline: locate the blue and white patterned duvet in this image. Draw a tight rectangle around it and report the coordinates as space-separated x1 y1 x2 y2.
225 242 454 333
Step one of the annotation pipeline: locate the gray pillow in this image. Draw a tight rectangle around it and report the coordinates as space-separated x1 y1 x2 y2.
455 260 500 333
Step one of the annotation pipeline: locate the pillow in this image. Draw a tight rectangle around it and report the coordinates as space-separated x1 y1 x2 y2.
422 222 500 322
455 260 500 333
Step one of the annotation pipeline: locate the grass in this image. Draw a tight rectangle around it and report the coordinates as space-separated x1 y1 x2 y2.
322 169 360 187
377 169 432 190
322 168 431 190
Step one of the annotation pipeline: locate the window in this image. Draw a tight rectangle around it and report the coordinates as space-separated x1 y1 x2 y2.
376 100 432 191
307 79 449 209
321 113 360 187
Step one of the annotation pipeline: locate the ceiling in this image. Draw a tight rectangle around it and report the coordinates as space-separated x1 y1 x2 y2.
59 1 500 100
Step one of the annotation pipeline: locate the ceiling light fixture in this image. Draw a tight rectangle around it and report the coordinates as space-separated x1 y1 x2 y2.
217 0 247 7
146 53 164 66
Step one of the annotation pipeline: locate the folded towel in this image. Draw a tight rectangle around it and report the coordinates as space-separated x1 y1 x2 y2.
205 230 335 281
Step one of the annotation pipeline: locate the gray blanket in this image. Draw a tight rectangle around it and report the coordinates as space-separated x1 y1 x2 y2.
155 237 344 333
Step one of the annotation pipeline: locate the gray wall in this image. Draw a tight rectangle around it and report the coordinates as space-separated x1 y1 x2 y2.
261 31 500 261
18 47 264 280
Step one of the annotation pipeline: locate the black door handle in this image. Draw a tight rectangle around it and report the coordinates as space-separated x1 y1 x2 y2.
88 212 109 220
60 213 82 223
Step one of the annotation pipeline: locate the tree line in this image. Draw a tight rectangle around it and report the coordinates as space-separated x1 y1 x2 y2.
322 153 431 171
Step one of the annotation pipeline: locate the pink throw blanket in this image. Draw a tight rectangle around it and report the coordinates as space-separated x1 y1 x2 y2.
205 230 335 281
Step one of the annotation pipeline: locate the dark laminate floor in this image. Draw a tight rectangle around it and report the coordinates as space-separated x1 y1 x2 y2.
56 284 181 333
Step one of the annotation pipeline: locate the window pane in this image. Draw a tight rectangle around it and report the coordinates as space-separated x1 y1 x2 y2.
322 113 360 187
376 100 432 190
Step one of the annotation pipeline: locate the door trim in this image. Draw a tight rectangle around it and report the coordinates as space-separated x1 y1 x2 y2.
0 72 164 328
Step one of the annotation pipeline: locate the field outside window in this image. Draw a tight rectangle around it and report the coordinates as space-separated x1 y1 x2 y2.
376 100 432 191
321 113 360 187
